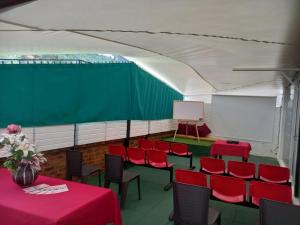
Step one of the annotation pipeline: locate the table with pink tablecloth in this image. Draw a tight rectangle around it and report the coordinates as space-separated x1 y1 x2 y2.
210 140 252 161
0 168 121 225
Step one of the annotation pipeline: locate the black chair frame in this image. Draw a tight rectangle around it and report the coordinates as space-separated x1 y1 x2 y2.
66 150 101 186
104 154 141 208
125 161 173 191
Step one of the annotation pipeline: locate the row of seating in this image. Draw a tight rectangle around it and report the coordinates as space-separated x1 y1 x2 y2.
200 157 290 183
109 145 174 168
175 169 292 206
109 145 174 190
138 139 194 169
172 182 299 225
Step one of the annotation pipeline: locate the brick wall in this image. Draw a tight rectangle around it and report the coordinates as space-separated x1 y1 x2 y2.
1 131 174 179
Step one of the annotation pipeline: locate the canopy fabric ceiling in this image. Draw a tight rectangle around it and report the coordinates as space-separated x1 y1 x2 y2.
0 0 299 95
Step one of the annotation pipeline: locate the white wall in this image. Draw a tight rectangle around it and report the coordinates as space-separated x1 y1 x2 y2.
35 125 75 151
130 120 148 137
76 122 106 145
105 121 127 141
211 95 277 142
149 119 175 134
0 119 175 155
185 94 281 158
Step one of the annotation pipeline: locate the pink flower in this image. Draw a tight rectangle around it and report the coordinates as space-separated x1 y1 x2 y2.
6 124 21 134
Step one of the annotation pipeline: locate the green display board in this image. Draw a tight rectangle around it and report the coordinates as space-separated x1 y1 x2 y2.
0 63 182 127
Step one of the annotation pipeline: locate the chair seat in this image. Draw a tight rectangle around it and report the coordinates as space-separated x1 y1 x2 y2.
129 158 146 165
212 190 245 203
202 167 224 175
149 162 174 168
156 149 170 153
123 170 139 183
82 164 100 177
229 171 255 179
208 207 221 225
172 151 192 156
260 176 287 184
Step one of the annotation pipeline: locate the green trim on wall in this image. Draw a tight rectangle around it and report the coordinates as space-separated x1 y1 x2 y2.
0 63 182 127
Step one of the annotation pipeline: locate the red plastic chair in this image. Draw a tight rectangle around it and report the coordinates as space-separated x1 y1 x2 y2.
154 140 170 153
127 147 146 165
228 161 256 179
138 139 154 150
108 145 127 160
171 143 191 156
250 181 292 206
210 175 247 203
258 164 290 183
175 169 207 187
147 150 174 168
200 157 225 174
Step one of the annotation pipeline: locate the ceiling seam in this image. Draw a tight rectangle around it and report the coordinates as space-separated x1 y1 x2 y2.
0 19 218 91
71 31 218 91
215 78 281 93
0 28 291 46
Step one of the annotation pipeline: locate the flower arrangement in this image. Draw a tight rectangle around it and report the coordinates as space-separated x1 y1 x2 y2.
0 124 46 172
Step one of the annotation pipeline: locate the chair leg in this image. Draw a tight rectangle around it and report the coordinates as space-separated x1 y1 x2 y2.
164 167 174 191
104 180 111 188
118 183 122 194
81 176 87 183
121 182 129 208
189 155 195 169
168 210 174 221
98 170 102 187
170 167 174 183
66 174 72 181
216 214 221 225
137 176 141 200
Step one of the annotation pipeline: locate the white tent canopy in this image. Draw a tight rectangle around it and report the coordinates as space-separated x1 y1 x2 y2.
0 0 299 95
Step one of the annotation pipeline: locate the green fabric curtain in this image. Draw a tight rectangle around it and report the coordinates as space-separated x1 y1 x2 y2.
0 63 182 127
131 64 182 120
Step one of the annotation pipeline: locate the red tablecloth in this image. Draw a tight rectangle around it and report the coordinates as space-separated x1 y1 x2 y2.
210 140 251 160
0 168 122 225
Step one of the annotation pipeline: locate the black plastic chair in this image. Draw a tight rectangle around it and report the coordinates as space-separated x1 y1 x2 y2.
66 150 101 186
173 182 221 225
104 154 141 208
257 198 300 225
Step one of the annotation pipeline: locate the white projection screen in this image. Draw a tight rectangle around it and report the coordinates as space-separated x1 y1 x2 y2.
173 101 204 120
211 95 276 142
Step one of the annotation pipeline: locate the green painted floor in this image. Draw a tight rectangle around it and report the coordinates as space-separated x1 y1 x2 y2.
88 138 278 225
163 137 214 147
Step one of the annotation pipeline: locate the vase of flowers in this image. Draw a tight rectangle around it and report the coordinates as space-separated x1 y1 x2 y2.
0 124 47 187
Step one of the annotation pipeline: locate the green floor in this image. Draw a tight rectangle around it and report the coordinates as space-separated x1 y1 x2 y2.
88 138 278 225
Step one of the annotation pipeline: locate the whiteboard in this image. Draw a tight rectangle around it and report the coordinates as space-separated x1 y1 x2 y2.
211 95 276 142
173 101 204 120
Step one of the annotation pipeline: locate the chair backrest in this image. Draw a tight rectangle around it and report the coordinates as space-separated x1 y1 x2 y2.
175 169 207 187
258 164 290 183
172 143 188 155
105 154 124 183
173 182 210 225
154 140 170 152
138 139 154 150
228 160 256 179
147 150 168 166
66 150 82 177
249 181 292 206
127 147 146 164
210 175 246 203
260 198 300 225
200 157 225 174
108 145 127 160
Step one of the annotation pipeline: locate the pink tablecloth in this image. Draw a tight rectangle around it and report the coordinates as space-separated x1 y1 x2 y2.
210 140 251 160
0 168 122 225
